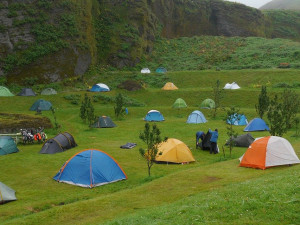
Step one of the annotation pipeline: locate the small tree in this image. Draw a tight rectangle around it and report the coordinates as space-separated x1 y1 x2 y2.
139 123 166 177
51 107 60 132
225 106 239 157
212 80 224 118
80 94 96 127
114 93 126 119
255 85 269 119
281 89 300 129
267 94 286 136
80 94 89 122
294 117 300 137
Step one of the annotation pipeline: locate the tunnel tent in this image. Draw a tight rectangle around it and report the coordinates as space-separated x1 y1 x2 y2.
225 133 255 147
0 86 14 97
41 88 57 95
39 132 77 154
0 136 19 155
0 182 17 204
17 88 36 96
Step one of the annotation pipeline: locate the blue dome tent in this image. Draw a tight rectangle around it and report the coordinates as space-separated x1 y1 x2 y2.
90 83 110 92
155 67 167 73
186 110 207 124
53 149 127 188
227 114 248 126
144 110 165 122
30 99 52 111
244 118 270 132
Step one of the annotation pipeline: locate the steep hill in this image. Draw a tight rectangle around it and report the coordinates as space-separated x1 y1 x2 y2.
260 0 300 10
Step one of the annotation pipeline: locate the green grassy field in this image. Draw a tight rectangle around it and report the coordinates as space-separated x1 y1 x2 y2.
0 69 300 225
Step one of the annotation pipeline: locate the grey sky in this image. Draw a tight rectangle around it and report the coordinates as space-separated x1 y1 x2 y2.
225 0 272 8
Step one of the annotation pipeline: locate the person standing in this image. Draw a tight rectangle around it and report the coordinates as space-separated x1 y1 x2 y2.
210 129 219 154
196 131 205 149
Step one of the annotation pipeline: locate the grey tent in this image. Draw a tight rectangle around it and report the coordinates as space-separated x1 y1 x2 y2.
41 88 57 95
92 116 116 128
0 136 19 155
39 132 77 154
18 88 36 96
0 182 17 204
225 133 255 147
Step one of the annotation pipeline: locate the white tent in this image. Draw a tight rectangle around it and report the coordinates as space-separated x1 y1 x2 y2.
0 182 17 204
224 82 240 89
141 68 151 74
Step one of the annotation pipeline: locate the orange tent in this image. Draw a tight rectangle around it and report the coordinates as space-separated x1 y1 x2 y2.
162 82 178 90
239 136 300 169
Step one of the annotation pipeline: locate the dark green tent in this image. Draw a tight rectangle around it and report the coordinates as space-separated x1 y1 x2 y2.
92 116 116 128
0 136 19 155
0 182 17 204
30 99 52 111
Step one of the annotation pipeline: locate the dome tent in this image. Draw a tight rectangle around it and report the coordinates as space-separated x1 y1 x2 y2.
156 67 167 73
41 88 57 95
239 136 300 169
244 118 270 132
0 86 14 97
0 136 19 155
162 82 178 90
144 110 165 122
18 88 36 96
156 138 195 163
92 116 116 128
186 110 207 124
224 82 240 90
53 149 127 188
172 98 187 108
141 68 150 74
227 114 248 126
30 99 52 111
40 132 77 154
0 182 17 204
90 83 110 92
200 99 215 109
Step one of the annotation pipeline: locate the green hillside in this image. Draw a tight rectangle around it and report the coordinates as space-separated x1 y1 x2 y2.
260 0 300 10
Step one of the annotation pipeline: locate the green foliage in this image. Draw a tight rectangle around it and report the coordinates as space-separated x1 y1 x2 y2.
281 89 300 129
225 106 239 157
50 107 60 132
267 94 286 136
80 94 96 127
212 79 224 118
114 93 126 119
24 77 38 86
293 117 300 137
255 85 269 119
94 94 145 107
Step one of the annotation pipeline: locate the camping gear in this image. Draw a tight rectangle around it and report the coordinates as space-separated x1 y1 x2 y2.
239 136 300 169
244 118 270 132
224 82 240 89
92 116 116 128
199 130 212 150
200 99 215 109
0 182 17 204
0 86 14 97
30 99 52 111
141 68 151 74
162 82 178 90
53 149 127 188
225 133 254 147
90 83 110 92
17 88 36 96
144 110 165 122
172 98 187 108
39 132 77 154
41 88 57 95
187 110 207 124
227 114 248 126
156 138 195 163
0 136 19 155
156 67 167 73
120 143 137 149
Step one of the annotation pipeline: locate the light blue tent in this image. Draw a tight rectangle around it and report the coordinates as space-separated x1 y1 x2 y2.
227 114 248 126
186 110 207 124
90 83 110 92
244 118 270 132
53 149 127 188
30 99 52 111
156 67 167 73
144 110 165 122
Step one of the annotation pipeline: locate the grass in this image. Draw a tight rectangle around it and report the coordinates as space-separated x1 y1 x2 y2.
0 69 300 224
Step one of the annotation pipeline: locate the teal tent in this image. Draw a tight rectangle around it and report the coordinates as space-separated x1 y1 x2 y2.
30 99 52 111
200 99 215 109
0 182 17 204
0 136 19 155
156 67 167 73
0 86 14 97
172 98 187 108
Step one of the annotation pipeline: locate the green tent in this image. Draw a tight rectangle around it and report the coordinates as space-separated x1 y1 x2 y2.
172 98 187 108
41 88 57 95
200 99 215 109
0 86 14 97
0 182 17 204
0 136 19 155
30 99 52 111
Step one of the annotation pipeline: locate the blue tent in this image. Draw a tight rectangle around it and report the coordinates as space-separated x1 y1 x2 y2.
53 149 127 188
186 110 207 124
156 67 167 73
144 110 165 122
30 99 52 111
90 83 110 92
227 114 248 126
244 118 270 132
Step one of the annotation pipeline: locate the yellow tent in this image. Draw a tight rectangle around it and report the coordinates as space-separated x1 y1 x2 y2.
156 138 195 163
162 82 178 90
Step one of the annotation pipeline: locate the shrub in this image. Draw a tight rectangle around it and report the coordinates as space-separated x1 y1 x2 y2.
278 63 291 68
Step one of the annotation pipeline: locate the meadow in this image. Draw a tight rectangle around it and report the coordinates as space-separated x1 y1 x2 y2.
0 69 300 225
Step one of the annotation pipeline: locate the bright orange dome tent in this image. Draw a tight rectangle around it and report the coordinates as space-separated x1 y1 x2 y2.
239 136 300 170
162 82 178 90
156 138 195 163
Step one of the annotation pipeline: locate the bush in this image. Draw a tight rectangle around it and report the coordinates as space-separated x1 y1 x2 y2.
273 82 292 88
278 63 291 68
